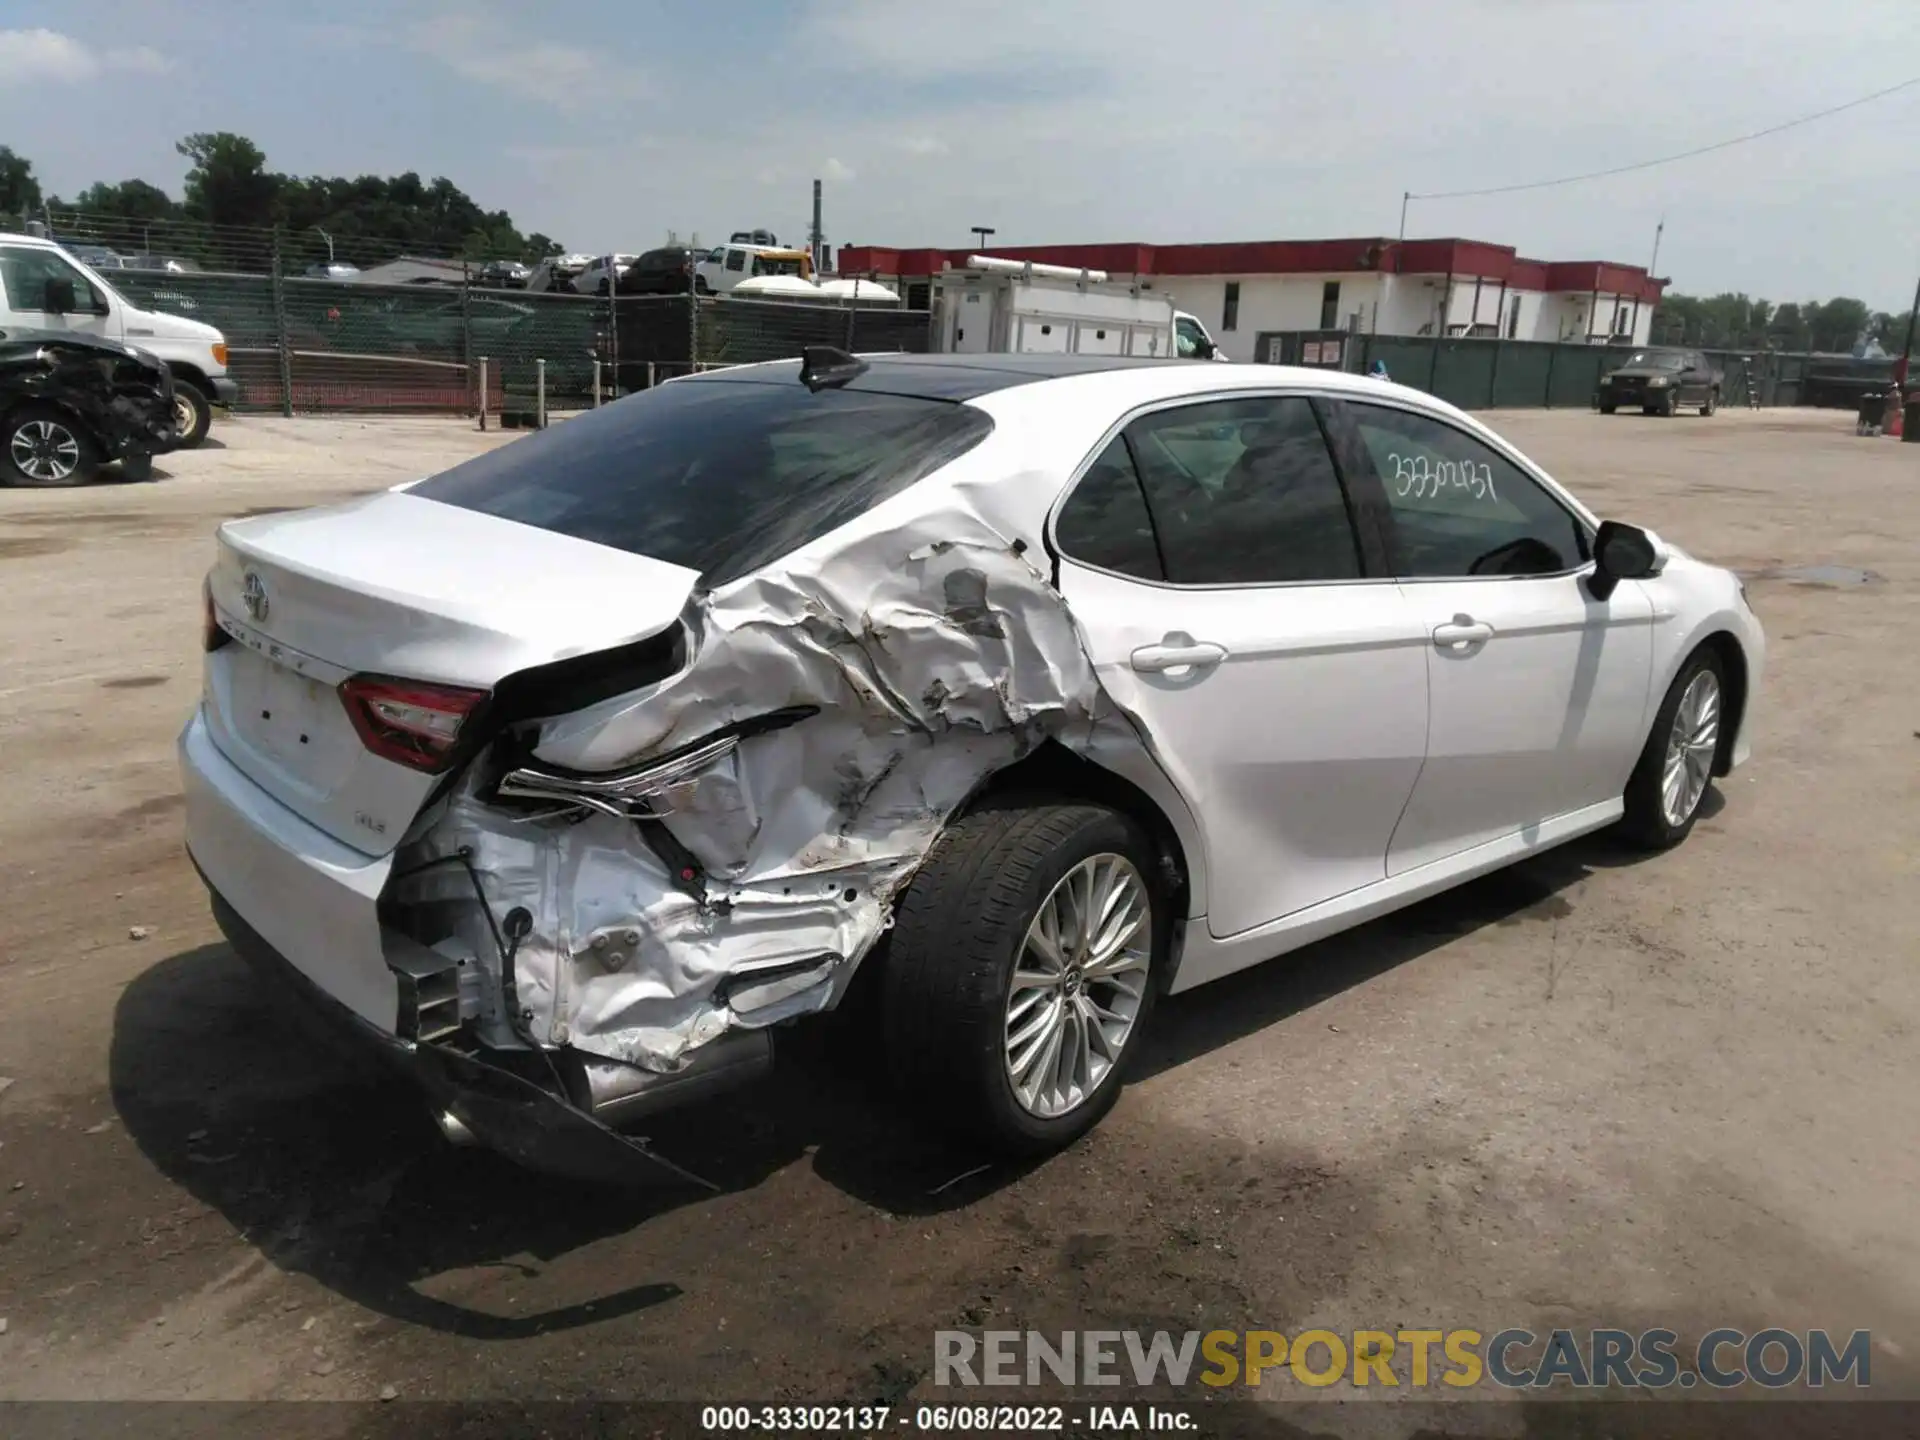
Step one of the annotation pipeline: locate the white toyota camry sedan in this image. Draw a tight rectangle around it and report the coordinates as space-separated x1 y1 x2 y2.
180 351 1763 1182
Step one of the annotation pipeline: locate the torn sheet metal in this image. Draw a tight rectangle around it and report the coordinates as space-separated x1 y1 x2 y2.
388 487 1139 1077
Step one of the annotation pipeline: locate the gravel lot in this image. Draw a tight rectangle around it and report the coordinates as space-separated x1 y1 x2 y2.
0 407 1914 1425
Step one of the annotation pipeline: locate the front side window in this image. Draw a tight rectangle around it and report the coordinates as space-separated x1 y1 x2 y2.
0 246 103 314
1054 436 1164 580
1174 315 1205 358
413 379 993 587
1122 396 1361 586
1347 403 1587 579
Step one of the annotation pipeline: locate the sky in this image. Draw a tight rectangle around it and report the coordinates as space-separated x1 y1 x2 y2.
3 0 1919 307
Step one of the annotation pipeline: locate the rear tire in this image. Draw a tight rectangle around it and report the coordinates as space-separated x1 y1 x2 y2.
1618 647 1728 850
1599 402 1617 414
882 801 1165 1156
171 382 212 449
2 405 100 487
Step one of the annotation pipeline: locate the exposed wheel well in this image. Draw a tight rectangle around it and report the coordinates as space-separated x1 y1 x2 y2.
166 363 211 397
959 740 1193 931
1695 631 1748 776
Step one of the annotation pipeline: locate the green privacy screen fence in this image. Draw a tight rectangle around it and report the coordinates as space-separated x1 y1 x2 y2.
1255 330 1819 410
105 267 1847 417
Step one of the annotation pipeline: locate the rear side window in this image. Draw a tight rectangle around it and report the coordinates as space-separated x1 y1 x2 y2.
412 380 993 587
1055 437 1164 580
1123 396 1361 585
725 249 747 272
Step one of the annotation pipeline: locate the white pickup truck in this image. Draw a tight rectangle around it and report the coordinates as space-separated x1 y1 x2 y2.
0 231 237 447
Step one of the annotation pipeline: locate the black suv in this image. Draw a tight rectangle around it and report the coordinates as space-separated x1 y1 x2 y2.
617 246 700 296
1597 347 1723 416
1 329 177 486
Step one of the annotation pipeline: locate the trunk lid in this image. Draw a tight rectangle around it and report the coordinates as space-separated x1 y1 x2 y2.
204 490 699 855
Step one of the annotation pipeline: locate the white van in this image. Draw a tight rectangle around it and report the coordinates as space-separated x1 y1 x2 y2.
0 232 237 447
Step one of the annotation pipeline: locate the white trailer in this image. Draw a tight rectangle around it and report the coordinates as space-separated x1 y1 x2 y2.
931 255 1181 358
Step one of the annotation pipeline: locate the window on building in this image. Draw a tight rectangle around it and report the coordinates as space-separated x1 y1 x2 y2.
1614 304 1631 336
1347 404 1588 579
1507 294 1522 339
1121 396 1362 586
1222 281 1240 332
1320 280 1341 331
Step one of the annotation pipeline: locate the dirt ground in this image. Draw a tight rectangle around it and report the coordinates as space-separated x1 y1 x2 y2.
0 406 1915 1428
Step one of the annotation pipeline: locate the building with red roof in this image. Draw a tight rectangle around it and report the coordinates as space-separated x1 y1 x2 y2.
833 236 1666 361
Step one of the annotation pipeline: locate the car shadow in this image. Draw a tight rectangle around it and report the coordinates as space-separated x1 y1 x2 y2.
110 830 1668 1339
1136 829 1663 1082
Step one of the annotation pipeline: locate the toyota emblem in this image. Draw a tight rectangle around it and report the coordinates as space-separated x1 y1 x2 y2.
241 571 269 623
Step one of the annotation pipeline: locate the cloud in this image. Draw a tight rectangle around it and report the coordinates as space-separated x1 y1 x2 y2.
895 136 948 156
408 15 642 111
821 156 856 182
0 28 174 83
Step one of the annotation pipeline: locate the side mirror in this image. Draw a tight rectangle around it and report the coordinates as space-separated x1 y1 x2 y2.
1587 520 1667 600
42 277 77 314
1195 337 1215 359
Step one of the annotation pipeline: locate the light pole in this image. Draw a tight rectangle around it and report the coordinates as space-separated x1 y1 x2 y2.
314 228 334 263
970 225 996 252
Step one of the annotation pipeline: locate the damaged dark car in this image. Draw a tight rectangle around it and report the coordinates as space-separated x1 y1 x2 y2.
0 327 178 486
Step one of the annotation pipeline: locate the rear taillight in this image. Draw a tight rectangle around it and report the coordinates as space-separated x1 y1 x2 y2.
203 577 231 653
339 675 488 773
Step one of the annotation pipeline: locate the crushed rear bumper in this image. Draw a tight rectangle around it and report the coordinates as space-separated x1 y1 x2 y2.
202 881 723 1190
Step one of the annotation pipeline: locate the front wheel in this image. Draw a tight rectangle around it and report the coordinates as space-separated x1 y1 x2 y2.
1701 389 1718 417
1618 648 1727 850
2 405 100 486
171 382 212 448
1599 402 1617 414
882 801 1164 1155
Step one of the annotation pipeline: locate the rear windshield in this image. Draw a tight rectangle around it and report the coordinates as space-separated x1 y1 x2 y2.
412 378 993 587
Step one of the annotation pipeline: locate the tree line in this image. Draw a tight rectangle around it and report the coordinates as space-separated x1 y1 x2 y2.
0 136 565 274
1648 291 1907 356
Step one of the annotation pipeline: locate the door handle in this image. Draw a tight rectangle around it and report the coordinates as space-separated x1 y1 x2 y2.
1432 618 1494 650
1130 640 1228 673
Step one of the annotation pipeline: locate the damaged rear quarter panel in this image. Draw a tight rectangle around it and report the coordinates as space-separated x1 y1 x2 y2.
393 407 1171 1075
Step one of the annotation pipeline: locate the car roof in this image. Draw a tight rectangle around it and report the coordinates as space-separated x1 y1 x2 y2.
690 352 1197 401
688 351 1447 407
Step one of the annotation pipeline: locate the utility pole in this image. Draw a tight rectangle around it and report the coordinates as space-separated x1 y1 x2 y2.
808 179 826 275
1897 272 1920 390
1648 216 1664 277
1399 191 1410 241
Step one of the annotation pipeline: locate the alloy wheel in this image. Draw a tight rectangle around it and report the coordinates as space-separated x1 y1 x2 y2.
9 420 82 483
1003 854 1152 1119
1660 670 1721 828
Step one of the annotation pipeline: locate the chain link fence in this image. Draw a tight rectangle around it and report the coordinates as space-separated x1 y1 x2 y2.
101 268 934 416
